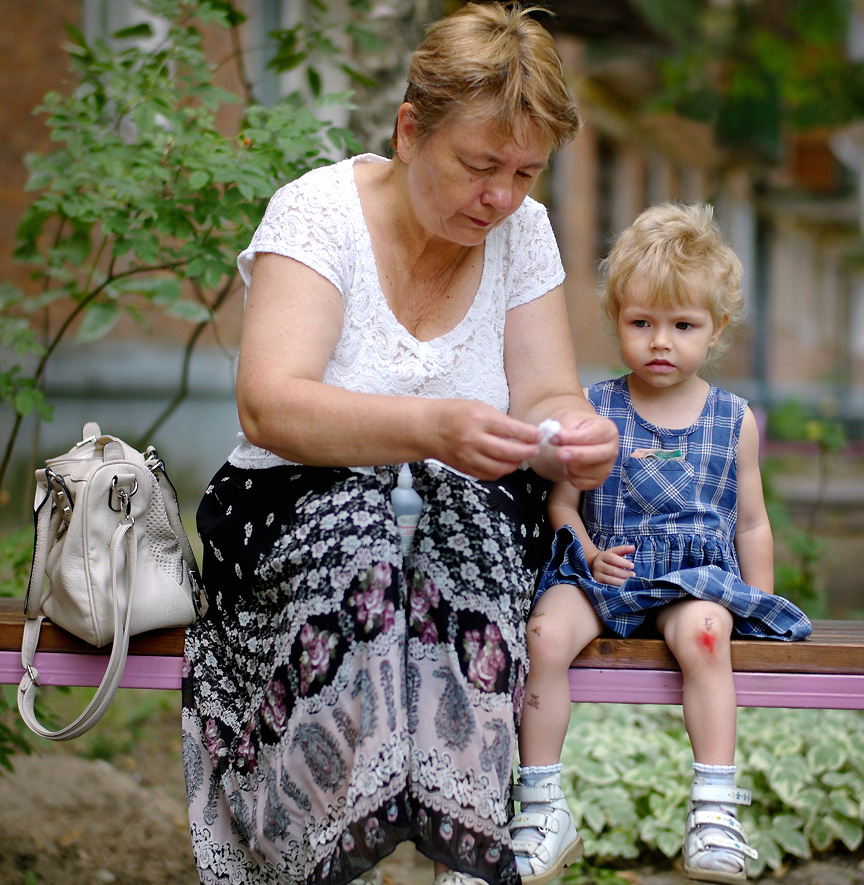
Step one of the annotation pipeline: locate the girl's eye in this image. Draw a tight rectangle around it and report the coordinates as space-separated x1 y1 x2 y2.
633 319 648 328
675 322 693 331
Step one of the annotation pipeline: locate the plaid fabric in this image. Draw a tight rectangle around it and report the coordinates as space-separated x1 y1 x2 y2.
536 376 812 641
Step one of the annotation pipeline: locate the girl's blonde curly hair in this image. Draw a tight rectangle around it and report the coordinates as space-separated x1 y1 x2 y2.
598 202 744 362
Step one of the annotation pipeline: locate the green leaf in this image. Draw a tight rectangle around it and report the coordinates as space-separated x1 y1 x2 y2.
656 829 681 858
805 815 837 852
163 300 211 323
77 302 120 342
771 816 810 859
807 741 845 773
113 23 154 41
767 755 809 804
826 815 864 851
189 169 210 189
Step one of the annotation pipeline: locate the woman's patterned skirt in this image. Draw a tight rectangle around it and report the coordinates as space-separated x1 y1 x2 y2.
182 460 550 885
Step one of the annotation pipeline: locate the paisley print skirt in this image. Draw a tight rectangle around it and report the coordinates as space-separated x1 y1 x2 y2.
182 460 550 885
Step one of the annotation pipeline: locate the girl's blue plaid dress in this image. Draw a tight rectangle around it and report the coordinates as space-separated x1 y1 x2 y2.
536 376 811 641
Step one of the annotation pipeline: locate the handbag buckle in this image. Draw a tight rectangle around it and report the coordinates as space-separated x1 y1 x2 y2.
22 664 40 689
45 467 74 523
109 475 138 518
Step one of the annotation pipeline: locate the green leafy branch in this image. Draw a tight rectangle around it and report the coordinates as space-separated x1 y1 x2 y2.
633 0 864 162
0 0 363 497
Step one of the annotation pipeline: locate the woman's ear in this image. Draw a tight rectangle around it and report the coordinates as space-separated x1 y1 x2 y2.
395 103 418 163
710 315 729 347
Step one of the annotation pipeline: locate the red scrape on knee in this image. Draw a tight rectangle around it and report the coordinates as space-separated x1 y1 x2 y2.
699 630 715 653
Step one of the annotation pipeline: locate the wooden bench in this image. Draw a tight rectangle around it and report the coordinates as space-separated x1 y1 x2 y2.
0 599 862 710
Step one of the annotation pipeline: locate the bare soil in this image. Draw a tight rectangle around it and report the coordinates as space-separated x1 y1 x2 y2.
0 689 862 885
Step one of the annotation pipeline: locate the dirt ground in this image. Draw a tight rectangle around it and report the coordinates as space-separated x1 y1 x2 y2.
0 691 862 885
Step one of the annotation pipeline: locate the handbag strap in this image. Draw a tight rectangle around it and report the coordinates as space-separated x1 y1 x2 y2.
24 476 64 620
18 519 138 741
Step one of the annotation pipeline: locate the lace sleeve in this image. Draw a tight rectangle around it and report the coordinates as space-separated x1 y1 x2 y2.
504 197 566 310
236 163 354 295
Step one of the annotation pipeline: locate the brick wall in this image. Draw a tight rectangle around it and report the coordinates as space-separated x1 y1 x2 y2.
0 2 81 289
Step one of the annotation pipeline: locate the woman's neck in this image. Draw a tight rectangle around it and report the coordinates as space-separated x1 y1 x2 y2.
354 157 482 340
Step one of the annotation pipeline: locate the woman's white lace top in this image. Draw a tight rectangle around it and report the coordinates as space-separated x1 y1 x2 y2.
229 153 565 469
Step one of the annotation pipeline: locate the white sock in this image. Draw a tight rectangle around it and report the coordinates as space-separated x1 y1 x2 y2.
689 763 744 874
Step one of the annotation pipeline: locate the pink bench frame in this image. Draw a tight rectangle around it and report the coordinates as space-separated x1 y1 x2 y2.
2 651 863 711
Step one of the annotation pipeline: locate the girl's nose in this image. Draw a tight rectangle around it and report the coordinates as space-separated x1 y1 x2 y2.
651 328 671 349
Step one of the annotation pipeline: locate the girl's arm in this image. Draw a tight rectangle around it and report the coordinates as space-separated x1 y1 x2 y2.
547 482 635 585
504 287 619 490
734 407 774 594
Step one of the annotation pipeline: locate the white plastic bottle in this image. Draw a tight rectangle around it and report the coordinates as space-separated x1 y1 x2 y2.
391 463 423 558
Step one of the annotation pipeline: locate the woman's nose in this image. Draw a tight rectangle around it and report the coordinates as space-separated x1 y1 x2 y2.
482 178 514 213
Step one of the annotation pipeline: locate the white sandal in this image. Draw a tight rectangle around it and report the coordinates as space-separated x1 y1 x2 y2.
683 783 758 883
433 872 486 884
508 773 584 885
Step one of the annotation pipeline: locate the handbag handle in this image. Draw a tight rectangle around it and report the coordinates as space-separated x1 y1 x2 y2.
24 477 63 621
18 519 138 741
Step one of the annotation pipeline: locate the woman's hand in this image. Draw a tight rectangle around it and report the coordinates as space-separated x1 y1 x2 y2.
430 399 542 481
543 412 619 490
589 544 636 585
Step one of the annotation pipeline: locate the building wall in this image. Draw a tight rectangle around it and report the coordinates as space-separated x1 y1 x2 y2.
0 1 82 290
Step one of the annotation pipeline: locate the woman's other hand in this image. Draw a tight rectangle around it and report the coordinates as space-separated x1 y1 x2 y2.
430 399 541 481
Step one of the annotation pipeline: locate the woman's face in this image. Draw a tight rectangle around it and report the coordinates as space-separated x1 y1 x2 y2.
398 107 552 247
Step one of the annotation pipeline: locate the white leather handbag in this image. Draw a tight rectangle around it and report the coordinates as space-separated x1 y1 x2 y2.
18 422 207 740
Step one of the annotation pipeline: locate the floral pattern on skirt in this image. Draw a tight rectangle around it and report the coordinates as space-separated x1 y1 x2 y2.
182 460 550 885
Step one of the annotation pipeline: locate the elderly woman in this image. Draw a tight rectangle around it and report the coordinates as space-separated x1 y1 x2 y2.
182 4 618 884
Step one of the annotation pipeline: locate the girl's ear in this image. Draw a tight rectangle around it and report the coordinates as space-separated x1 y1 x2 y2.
709 315 729 348
395 103 418 164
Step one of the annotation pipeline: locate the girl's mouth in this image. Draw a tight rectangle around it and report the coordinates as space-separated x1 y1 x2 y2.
646 360 675 371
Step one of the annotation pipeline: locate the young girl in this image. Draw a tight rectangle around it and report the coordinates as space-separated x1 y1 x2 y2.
508 203 812 885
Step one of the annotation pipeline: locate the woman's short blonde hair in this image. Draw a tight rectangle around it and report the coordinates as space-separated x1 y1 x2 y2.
391 2 581 152
599 202 745 359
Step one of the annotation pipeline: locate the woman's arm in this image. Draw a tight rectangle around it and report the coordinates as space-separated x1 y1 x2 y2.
236 253 544 478
734 407 774 594
504 286 619 489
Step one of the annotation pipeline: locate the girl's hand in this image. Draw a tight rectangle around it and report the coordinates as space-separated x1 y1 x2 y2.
546 413 620 490
589 544 636 585
431 399 541 481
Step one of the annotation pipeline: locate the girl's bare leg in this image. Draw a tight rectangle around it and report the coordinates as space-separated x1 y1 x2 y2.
657 600 751 880
656 599 736 763
518 584 604 765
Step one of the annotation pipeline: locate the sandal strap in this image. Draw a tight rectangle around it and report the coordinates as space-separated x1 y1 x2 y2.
690 784 752 805
511 781 565 804
510 808 564 836
688 808 748 839
688 830 759 861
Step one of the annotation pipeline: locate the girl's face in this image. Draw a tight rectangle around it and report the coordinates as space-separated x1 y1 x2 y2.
616 281 726 391
396 106 551 247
